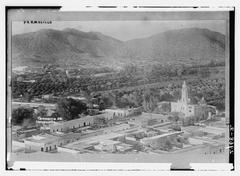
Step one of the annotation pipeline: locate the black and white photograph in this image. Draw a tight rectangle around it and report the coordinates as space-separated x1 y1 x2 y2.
5 7 234 171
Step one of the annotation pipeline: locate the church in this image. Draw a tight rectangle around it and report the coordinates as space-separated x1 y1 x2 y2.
171 81 216 119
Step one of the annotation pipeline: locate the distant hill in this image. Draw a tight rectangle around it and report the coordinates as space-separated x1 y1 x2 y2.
12 27 225 69
12 28 130 69
126 28 225 66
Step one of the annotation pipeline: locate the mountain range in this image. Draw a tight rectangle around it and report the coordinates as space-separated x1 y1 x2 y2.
12 27 225 69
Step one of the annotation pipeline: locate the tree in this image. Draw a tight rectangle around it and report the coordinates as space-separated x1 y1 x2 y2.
12 107 34 126
56 98 88 120
163 138 173 151
35 105 47 117
23 92 33 102
142 89 157 112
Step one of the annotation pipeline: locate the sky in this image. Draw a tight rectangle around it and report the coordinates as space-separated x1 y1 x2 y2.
12 20 226 41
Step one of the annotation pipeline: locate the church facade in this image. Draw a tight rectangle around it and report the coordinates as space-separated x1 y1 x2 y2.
171 81 216 118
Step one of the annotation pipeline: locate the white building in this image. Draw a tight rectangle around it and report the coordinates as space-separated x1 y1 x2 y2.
104 107 142 120
171 81 216 118
49 116 94 133
24 134 59 152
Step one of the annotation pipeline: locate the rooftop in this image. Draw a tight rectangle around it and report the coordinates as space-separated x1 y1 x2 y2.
24 134 59 144
141 131 183 141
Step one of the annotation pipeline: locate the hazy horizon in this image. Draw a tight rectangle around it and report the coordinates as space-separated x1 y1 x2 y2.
12 20 226 41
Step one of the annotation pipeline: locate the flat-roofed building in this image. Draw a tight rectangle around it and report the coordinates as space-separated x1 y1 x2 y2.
94 140 120 152
49 116 94 133
24 134 59 152
140 131 183 147
104 107 142 120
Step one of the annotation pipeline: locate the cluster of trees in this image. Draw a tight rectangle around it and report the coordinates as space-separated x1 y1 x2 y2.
142 89 158 112
56 98 88 120
92 77 225 112
12 61 223 100
12 97 90 128
12 107 35 127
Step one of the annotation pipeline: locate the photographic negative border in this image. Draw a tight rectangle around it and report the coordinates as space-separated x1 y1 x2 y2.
5 6 235 171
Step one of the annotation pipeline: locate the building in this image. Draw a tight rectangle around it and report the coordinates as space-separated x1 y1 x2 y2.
49 116 94 133
16 127 41 139
24 134 60 152
140 131 183 148
170 81 216 118
94 140 120 152
104 107 142 120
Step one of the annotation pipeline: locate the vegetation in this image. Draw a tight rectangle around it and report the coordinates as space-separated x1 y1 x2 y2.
56 98 88 120
12 107 35 127
12 63 225 111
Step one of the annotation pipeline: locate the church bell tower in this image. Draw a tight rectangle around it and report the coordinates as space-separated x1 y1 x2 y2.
181 81 189 104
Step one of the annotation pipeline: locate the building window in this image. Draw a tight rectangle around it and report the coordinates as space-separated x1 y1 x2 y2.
41 147 43 152
46 147 48 152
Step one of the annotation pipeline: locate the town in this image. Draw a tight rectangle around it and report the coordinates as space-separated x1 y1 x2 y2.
11 73 228 161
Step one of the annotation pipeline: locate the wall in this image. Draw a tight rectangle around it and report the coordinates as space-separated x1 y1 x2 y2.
24 140 44 151
12 140 25 147
58 146 80 154
24 140 58 152
201 144 225 155
49 116 94 133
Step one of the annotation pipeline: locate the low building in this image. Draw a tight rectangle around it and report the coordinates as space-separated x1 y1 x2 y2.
140 131 183 148
24 134 59 152
49 116 94 133
51 131 82 146
104 108 130 119
202 142 225 155
94 140 120 152
16 127 41 139
104 107 142 120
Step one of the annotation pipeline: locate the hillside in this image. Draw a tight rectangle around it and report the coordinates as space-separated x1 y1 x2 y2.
12 28 225 69
126 28 225 66
12 28 130 68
